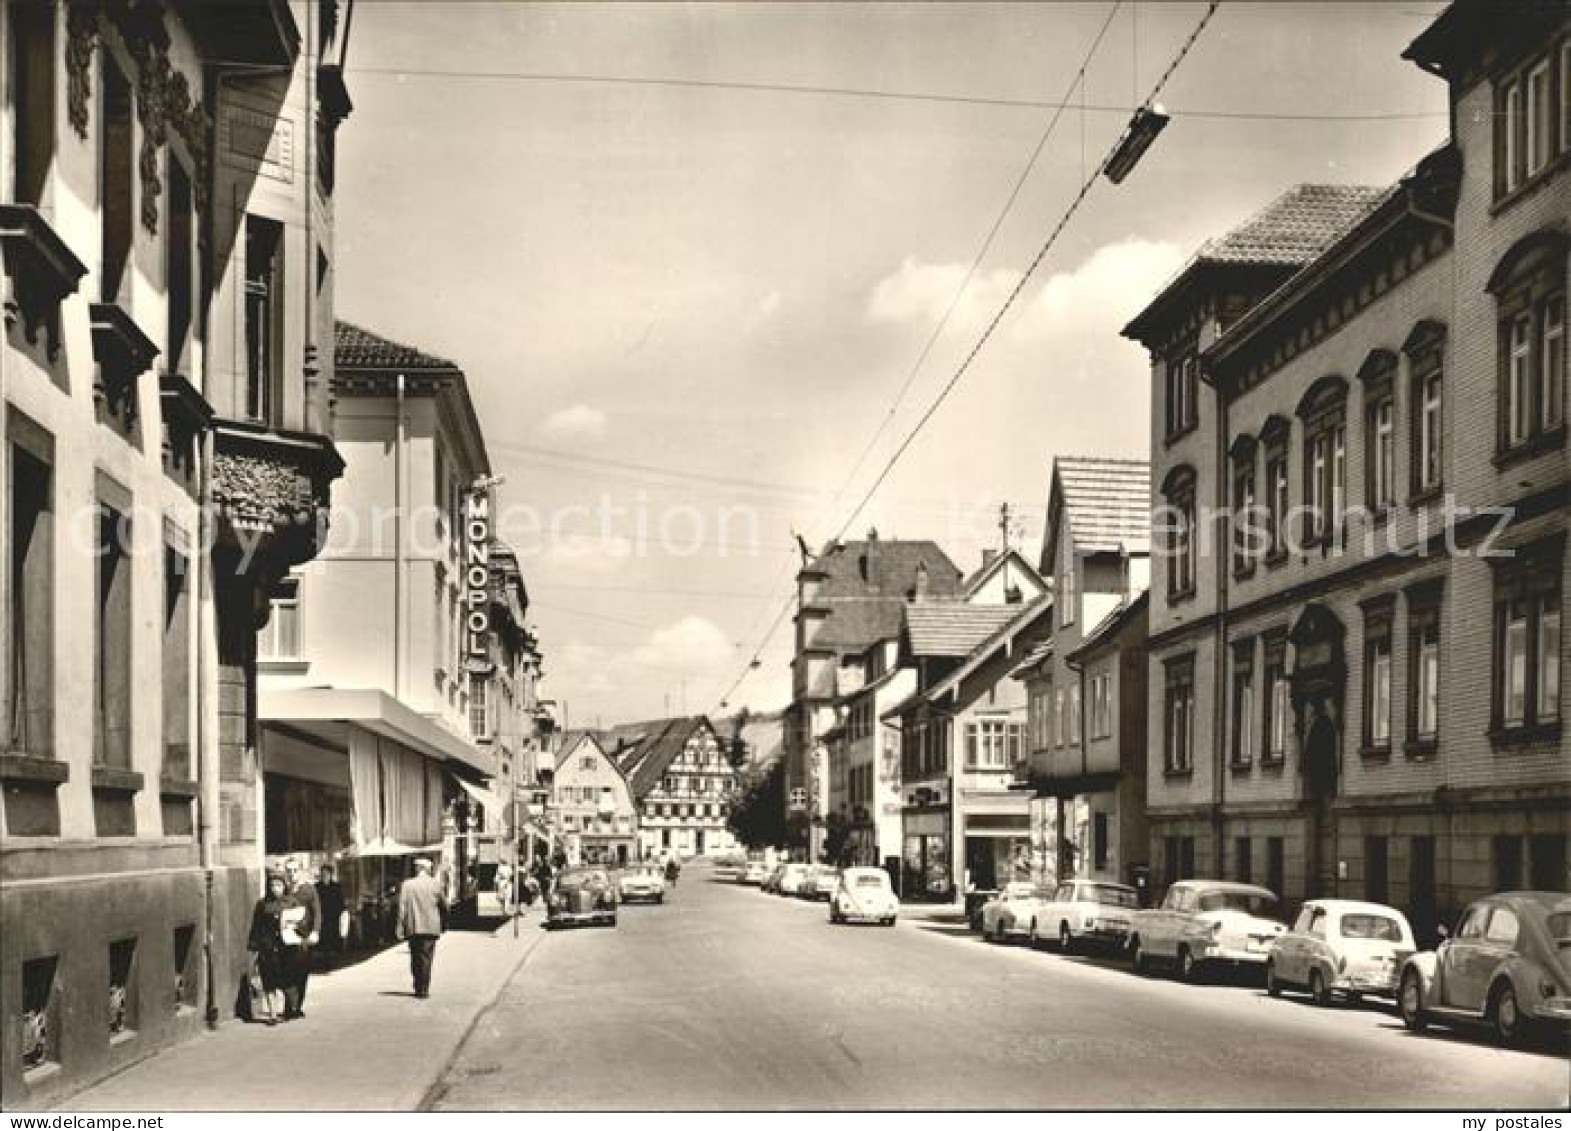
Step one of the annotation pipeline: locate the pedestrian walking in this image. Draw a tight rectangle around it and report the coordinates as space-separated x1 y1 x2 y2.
246 871 290 1025
665 857 680 888
495 861 514 917
317 864 346 953
281 857 321 1017
397 857 446 999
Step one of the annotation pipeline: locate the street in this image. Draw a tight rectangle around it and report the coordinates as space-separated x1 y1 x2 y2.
429 864 1570 1110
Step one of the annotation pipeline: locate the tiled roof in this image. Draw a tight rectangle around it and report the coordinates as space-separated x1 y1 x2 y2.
903 601 1024 659
806 538 963 653
1055 457 1151 556
603 716 715 800
1195 185 1394 267
335 320 460 371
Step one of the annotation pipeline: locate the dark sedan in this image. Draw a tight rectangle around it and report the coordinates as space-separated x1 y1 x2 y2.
547 867 618 929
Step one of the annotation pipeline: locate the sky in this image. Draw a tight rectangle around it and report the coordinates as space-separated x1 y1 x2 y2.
334 0 1451 729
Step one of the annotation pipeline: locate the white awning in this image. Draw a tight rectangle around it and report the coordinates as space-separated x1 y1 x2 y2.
454 775 508 821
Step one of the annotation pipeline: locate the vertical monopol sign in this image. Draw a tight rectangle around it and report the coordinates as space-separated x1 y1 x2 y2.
466 493 491 657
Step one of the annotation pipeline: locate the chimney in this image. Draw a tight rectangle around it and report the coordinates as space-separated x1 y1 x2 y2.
867 526 879 542
981 548 999 568
914 561 930 599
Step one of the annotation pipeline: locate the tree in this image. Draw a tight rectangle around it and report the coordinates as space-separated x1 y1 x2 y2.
726 707 752 770
726 757 787 849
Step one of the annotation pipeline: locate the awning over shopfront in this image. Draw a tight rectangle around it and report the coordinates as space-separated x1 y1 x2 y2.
453 776 509 830
260 686 495 857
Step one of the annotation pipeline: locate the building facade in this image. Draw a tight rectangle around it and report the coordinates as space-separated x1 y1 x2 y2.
552 731 636 867
1 0 350 1106
610 716 740 860
1126 0 1568 941
783 533 962 859
1017 457 1151 894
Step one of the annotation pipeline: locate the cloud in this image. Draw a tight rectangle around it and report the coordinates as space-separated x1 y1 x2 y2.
1012 238 1184 341
540 403 608 440
630 615 735 676
865 257 1021 332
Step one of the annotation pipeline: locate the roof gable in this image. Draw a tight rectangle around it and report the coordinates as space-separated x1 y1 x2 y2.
902 602 1024 659
1042 456 1151 572
335 320 460 371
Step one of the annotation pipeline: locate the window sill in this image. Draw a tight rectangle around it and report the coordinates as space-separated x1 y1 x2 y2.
1263 550 1289 571
159 777 198 798
1231 562 1256 582
1489 721 1562 749
1259 757 1286 772
1495 427 1566 471
91 766 145 794
1163 423 1198 448
1359 744 1393 762
258 658 309 674
1408 485 1443 510
1403 738 1438 762
1167 587 1198 606
1491 151 1571 216
0 754 69 785
1228 760 1252 776
1163 767 1194 781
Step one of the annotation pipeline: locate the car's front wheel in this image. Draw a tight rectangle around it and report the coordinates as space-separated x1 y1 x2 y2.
1130 936 1149 975
1398 970 1427 1033
1266 960 1282 997
1490 982 1524 1046
1178 946 1199 983
1058 922 1074 954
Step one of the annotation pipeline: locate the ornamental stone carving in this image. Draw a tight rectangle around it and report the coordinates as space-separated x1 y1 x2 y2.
210 423 343 576
65 3 98 139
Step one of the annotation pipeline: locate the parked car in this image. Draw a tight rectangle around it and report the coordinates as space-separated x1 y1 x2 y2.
713 856 746 882
742 859 771 885
829 867 898 926
1127 880 1286 980
1034 879 1140 952
777 863 810 897
617 864 667 905
762 863 788 894
1265 899 1413 1005
979 881 1041 943
547 867 618 928
800 865 842 901
1398 891 1571 1045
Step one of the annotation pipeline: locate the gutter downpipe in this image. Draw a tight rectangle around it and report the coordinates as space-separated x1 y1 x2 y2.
394 372 405 698
197 424 220 1028
1212 356 1230 879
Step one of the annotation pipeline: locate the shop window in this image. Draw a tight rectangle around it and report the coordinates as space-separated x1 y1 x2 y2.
243 215 284 425
20 954 60 1077
165 156 196 374
1163 656 1195 775
1490 537 1562 742
1489 232 1566 458
100 52 134 307
95 492 133 772
1266 836 1285 898
1361 596 1395 755
6 419 55 760
1297 376 1348 550
1160 465 1197 602
108 937 137 1041
9 1 54 204
1493 834 1525 892
1231 639 1255 771
1406 580 1443 757
1234 836 1252 883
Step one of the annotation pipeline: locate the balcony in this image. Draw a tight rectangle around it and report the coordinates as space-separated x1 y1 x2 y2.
0 204 87 359
210 418 343 577
90 302 159 428
176 0 300 67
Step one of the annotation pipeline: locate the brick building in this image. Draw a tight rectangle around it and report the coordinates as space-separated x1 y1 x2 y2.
1124 0 1567 940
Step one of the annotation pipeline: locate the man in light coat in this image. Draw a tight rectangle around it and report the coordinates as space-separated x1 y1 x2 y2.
397 857 446 999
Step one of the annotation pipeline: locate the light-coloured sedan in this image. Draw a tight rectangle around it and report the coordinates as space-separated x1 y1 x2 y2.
617 865 667 905
742 860 771 885
799 864 841 901
980 881 1041 943
1127 880 1287 980
1034 880 1140 952
829 867 898 926
1266 899 1414 1004
776 863 809 897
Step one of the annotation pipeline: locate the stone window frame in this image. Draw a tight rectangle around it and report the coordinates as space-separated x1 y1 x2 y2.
1488 533 1563 748
1402 320 1447 504
3 410 58 771
1162 652 1196 778
1160 464 1198 604
1493 33 1570 204
1488 230 1567 465
1404 576 1445 760
1296 375 1349 552
1260 415 1292 569
1260 628 1290 768
1163 342 1200 445
1229 635 1256 773
1359 593 1397 759
1229 434 1258 580
1357 350 1398 521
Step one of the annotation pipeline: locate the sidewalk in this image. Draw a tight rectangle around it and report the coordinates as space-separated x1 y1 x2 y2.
64 910 546 1112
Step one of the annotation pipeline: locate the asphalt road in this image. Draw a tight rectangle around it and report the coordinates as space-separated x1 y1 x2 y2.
429 863 1570 1110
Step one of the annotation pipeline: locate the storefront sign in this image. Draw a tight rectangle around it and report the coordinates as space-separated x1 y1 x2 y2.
465 493 491 657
